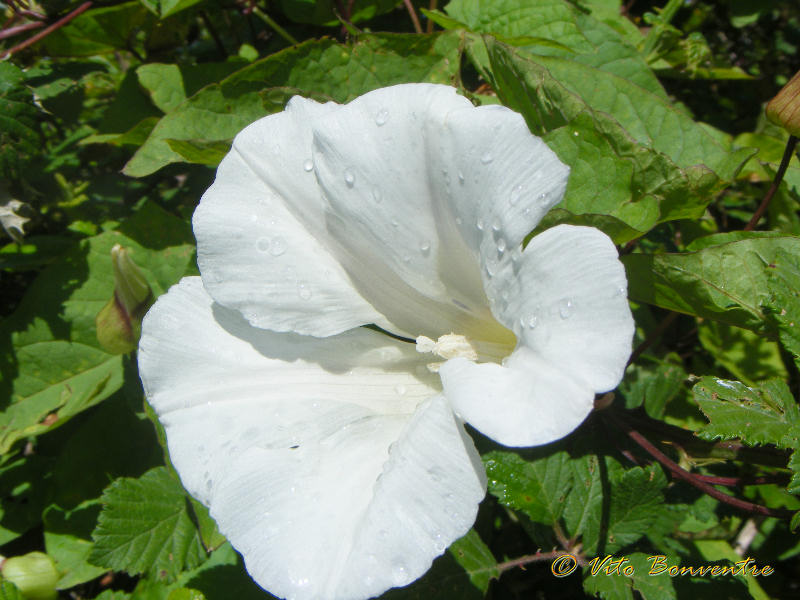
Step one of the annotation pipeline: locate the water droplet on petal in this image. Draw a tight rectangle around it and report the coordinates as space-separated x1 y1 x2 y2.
559 299 574 319
419 240 431 255
481 151 493 164
510 184 523 205
371 186 382 203
485 258 497 277
392 562 408 584
269 236 287 256
491 219 501 232
391 219 399 228
527 315 538 329
344 168 356 187
615 285 626 297
395 385 407 395
476 219 484 231
458 170 465 184
375 108 389 126
497 238 507 254
303 159 313 172
297 282 312 300
256 237 270 252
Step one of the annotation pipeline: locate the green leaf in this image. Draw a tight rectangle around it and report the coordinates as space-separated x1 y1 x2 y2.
446 0 665 95
693 376 800 448
280 0 398 25
0 236 77 271
697 320 788 384
166 589 206 600
789 450 800 495
481 38 753 243
0 63 39 180
447 529 498 593
623 235 800 332
483 449 572 525
89 467 208 580
0 202 194 454
0 454 54 545
563 454 604 552
124 32 464 176
165 139 231 166
160 0 206 18
764 247 800 370
0 582 24 600
42 2 154 56
43 502 107 589
604 465 668 553
136 64 187 113
617 354 687 418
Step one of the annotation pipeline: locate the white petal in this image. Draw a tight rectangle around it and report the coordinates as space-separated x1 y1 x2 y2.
193 97 386 337
138 278 486 600
440 225 634 447
440 349 594 447
311 83 552 342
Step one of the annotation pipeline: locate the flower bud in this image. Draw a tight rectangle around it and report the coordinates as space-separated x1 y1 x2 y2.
1 552 59 600
96 244 153 354
766 71 800 137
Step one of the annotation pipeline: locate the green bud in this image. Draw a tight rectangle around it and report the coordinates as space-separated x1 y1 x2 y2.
766 71 800 137
1 552 59 600
95 244 153 354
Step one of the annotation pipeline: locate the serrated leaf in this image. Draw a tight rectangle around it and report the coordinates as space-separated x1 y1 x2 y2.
563 454 604 549
0 202 194 454
0 63 39 180
166 589 206 600
160 0 205 18
788 450 800 494
623 235 800 332
280 0 398 25
124 32 463 176
447 529 498 593
480 38 753 243
605 464 668 553
447 0 665 94
483 450 572 525
693 376 800 447
90 467 207 580
764 247 800 370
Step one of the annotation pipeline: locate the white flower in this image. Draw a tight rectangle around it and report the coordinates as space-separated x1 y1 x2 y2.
138 83 634 600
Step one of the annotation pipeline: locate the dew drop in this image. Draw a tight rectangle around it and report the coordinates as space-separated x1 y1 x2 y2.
302 159 313 172
527 315 538 329
344 168 356 187
491 218 501 232
559 299 574 319
476 219 484 231
256 237 270 252
395 384 407 395
510 184 523 205
614 285 626 297
269 236 287 256
297 282 312 300
497 238 507 254
457 170 465 184
375 108 389 126
485 258 497 277
392 563 408 584
371 186 382 203
480 151 493 164
419 240 431 255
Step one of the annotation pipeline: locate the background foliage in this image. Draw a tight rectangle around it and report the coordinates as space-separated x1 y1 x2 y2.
1 0 800 598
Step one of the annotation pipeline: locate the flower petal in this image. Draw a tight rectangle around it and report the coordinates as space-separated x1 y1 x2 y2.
138 278 486 600
311 83 566 341
440 349 594 447
193 97 386 337
440 225 634 446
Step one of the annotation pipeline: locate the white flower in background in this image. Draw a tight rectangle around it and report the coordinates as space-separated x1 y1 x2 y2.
138 83 634 600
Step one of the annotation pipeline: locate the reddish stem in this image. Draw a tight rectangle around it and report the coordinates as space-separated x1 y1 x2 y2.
0 1 92 59
604 411 793 519
0 20 44 40
745 135 798 231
